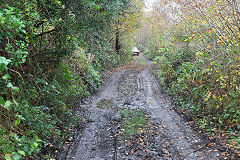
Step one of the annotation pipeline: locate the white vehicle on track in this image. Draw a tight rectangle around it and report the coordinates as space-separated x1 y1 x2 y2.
132 47 140 56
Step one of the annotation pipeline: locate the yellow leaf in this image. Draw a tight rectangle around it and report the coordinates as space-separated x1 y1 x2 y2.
137 128 143 133
184 39 188 42
202 20 207 24
213 95 216 99
234 55 239 61
208 92 212 97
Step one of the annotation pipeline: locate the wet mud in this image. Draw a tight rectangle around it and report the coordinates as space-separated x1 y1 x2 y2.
63 56 235 160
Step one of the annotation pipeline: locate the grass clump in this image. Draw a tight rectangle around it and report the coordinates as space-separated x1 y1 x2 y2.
96 99 113 109
118 109 147 136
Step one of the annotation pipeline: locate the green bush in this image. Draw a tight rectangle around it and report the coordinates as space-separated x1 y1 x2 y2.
147 28 239 147
0 0 134 159
154 43 240 146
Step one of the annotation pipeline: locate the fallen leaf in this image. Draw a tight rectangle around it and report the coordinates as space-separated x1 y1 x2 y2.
137 128 143 133
222 152 227 156
207 142 215 147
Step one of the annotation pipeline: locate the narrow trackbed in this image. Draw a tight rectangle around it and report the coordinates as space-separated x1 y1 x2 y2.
65 57 228 160
66 70 125 160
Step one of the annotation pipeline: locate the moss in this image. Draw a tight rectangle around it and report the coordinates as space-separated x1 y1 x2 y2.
96 99 113 109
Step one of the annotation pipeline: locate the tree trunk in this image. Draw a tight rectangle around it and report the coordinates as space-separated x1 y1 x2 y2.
115 20 120 54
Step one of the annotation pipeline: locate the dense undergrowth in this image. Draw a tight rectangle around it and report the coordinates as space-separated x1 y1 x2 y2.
143 0 240 152
0 0 143 159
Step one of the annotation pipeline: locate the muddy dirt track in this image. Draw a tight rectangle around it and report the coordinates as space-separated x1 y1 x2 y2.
62 56 234 160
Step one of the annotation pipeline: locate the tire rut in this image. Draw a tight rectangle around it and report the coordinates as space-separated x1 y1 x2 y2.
65 57 231 160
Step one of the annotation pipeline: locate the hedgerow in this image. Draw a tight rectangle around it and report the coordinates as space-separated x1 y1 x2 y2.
0 0 142 159
145 0 240 150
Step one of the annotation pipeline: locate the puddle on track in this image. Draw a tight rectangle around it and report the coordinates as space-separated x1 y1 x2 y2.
64 57 234 160
96 99 114 109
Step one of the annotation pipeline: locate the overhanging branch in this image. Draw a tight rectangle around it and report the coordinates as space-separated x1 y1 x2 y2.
35 28 58 37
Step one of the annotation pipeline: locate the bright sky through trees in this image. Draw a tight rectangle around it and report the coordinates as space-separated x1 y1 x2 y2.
144 0 155 11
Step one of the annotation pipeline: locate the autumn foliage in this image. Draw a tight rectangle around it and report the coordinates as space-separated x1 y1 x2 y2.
144 0 239 150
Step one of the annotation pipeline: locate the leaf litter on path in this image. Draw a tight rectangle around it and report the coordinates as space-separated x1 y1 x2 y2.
63 57 238 160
